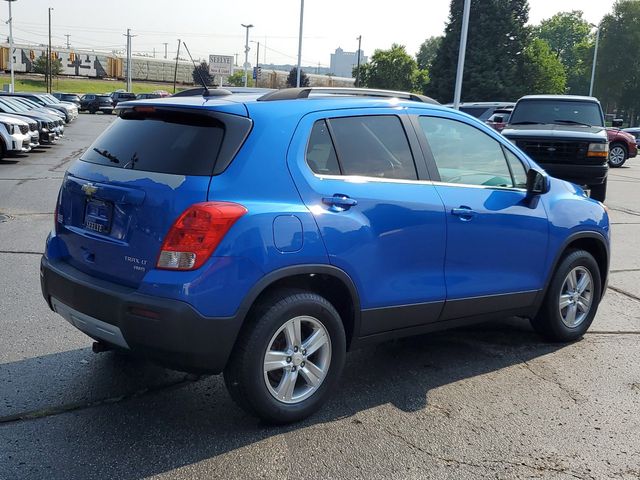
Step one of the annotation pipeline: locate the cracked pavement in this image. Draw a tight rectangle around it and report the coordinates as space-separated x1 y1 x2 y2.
1 114 640 479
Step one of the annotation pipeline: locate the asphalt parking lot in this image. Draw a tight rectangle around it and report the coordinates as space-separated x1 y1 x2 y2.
1 113 639 480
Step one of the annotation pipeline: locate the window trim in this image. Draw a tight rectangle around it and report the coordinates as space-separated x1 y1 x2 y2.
414 113 529 192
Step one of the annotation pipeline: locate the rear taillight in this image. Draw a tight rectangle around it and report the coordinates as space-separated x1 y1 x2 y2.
156 202 247 271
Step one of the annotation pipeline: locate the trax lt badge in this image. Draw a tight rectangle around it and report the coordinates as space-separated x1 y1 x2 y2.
547 147 557 152
82 183 98 196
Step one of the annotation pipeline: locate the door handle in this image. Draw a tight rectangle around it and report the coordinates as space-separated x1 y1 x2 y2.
322 194 358 211
451 207 476 220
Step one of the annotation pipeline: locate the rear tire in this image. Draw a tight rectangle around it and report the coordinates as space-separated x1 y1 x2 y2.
589 180 607 202
608 143 627 167
530 249 601 342
224 289 346 424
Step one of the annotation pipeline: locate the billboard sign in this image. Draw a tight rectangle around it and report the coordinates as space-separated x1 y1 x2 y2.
209 55 234 76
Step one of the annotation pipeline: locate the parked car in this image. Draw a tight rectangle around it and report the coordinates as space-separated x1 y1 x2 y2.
449 102 516 121
0 93 78 123
110 91 136 107
606 127 637 167
0 97 59 144
623 127 640 149
485 108 513 132
2 97 65 138
41 87 610 424
53 92 81 106
136 93 162 100
502 95 609 202
0 114 33 157
79 94 114 114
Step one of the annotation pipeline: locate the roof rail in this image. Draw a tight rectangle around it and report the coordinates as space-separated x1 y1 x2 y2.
257 87 439 105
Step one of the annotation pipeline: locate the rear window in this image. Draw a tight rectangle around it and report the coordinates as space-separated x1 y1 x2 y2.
82 109 225 176
459 107 490 119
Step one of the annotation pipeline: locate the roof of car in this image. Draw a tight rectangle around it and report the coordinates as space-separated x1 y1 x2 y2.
518 94 600 103
118 89 452 118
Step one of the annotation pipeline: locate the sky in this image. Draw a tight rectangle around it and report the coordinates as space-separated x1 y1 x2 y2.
0 0 618 69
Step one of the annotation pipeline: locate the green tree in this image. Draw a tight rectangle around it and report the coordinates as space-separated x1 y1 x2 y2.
286 68 310 87
192 61 214 86
355 44 420 92
416 36 442 70
227 70 254 87
33 55 63 76
535 11 592 94
522 38 567 94
428 0 530 103
597 0 640 124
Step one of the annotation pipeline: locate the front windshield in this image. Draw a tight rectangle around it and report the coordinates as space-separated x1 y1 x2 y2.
1 99 27 112
0 99 20 113
44 94 60 103
509 100 604 127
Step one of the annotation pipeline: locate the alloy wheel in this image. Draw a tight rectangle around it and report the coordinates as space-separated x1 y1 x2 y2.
609 146 626 166
263 315 332 404
558 266 593 328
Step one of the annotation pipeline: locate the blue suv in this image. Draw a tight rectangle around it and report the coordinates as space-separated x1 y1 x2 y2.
41 87 610 423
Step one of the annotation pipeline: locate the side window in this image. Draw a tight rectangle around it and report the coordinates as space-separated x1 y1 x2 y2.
328 116 418 180
306 120 340 175
504 149 528 188
419 116 515 188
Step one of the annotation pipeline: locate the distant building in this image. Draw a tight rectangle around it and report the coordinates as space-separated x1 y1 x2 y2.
329 47 367 78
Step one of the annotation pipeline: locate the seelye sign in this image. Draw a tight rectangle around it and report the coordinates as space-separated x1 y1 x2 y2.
209 55 234 76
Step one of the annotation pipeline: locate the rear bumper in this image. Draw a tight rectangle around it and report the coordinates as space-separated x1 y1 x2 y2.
539 162 608 186
40 256 243 373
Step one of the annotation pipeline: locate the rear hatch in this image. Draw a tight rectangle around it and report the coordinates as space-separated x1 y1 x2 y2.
56 102 252 287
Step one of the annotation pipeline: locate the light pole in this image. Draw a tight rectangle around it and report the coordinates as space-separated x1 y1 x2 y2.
589 24 601 97
241 23 253 87
48 7 53 93
5 0 17 93
296 0 304 87
355 35 362 88
453 0 471 110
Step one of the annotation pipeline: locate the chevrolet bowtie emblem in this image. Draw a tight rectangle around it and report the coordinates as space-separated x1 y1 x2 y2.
81 183 98 196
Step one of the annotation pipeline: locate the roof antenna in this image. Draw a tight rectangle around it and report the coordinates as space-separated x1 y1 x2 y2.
182 42 210 97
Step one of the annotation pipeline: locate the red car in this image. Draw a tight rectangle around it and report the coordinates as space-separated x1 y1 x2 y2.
485 108 513 132
607 128 637 167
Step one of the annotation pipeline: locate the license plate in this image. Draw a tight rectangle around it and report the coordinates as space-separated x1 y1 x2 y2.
84 199 112 234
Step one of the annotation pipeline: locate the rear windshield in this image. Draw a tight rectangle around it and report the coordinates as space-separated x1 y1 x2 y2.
82 109 225 176
459 107 490 119
510 100 604 127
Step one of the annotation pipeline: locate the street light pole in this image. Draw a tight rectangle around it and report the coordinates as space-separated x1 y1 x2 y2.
453 0 471 110
48 7 53 93
5 0 17 93
355 35 362 88
296 0 304 87
241 23 253 88
589 25 601 97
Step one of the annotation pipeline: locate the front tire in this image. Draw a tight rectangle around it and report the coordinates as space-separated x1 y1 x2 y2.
608 143 627 167
531 249 602 342
224 290 346 424
589 180 607 202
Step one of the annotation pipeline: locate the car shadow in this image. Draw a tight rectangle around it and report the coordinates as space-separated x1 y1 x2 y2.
0 159 19 165
1 318 567 479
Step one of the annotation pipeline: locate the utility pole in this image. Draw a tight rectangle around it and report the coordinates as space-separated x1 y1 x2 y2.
48 7 53 93
173 39 181 93
153 48 156 58
453 0 471 109
5 0 17 93
234 53 238 66
255 41 260 87
163 42 168 59
296 0 304 87
589 25 601 97
241 23 253 87
355 35 362 88
65 34 70 49
124 28 135 92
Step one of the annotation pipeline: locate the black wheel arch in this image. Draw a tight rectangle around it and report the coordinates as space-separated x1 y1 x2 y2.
535 231 609 311
233 265 361 350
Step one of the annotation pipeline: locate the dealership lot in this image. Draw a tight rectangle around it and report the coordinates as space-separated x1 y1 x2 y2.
1 114 639 479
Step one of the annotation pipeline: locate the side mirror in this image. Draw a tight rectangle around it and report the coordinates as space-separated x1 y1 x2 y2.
526 169 549 196
612 118 624 128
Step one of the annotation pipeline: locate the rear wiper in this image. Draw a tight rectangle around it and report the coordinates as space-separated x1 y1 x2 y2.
509 121 544 125
92 148 120 164
554 119 593 127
